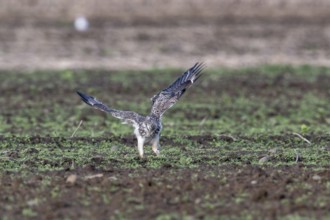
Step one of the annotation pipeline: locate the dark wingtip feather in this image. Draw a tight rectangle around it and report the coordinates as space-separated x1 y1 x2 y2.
76 91 84 98
161 62 206 93
191 62 206 82
194 72 204 82
194 62 206 73
76 91 93 106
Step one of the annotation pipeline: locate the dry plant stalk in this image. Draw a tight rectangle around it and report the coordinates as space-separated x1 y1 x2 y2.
71 120 83 137
292 132 311 144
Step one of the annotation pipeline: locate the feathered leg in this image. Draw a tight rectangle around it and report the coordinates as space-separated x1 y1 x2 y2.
137 136 145 158
151 135 160 156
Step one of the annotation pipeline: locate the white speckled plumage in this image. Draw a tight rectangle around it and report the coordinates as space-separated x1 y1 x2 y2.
77 62 205 158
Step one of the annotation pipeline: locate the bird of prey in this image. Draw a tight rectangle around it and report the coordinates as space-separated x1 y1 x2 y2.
77 62 205 158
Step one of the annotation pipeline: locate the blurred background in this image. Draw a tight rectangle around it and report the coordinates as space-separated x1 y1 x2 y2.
1 0 330 70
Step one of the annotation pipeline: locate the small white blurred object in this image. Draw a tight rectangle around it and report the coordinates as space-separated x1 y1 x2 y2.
74 16 89 32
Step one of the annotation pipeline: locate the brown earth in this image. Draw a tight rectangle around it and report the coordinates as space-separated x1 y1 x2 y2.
1 165 330 219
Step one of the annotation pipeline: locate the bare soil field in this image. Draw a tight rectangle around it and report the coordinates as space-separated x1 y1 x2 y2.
2 164 330 219
1 0 330 70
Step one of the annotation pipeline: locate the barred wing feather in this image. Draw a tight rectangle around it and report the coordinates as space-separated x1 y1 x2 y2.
150 62 205 116
77 91 142 127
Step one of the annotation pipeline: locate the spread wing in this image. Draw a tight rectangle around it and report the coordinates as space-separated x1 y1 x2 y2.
77 91 143 127
150 62 205 117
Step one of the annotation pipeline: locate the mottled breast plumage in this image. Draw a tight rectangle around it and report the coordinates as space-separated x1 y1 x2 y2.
138 116 162 140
